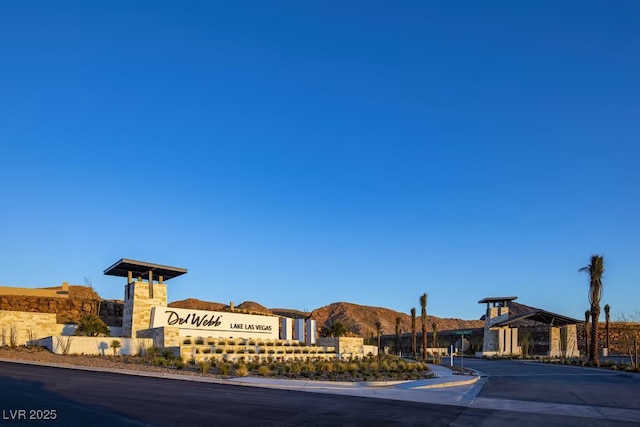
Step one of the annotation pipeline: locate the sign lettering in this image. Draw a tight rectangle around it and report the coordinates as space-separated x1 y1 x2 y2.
150 306 279 340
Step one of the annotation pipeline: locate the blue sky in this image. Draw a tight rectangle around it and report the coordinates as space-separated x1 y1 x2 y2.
1 2 638 322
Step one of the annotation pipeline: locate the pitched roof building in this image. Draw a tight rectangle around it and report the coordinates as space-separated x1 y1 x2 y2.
478 297 581 357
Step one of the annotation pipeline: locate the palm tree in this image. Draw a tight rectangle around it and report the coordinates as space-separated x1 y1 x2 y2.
604 304 611 351
395 317 402 356
75 314 110 337
579 254 605 365
420 293 428 361
411 308 417 359
432 322 438 364
374 320 382 358
110 339 121 356
328 321 348 337
584 310 591 357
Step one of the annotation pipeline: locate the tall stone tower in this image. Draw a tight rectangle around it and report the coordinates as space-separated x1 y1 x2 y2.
104 259 187 338
478 296 518 355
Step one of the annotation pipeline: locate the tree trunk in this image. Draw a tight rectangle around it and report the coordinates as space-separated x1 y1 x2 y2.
590 306 600 365
411 328 416 359
412 332 416 359
635 334 638 371
421 326 427 361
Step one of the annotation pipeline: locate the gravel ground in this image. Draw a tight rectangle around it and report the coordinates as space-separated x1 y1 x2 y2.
0 346 438 382
0 346 204 377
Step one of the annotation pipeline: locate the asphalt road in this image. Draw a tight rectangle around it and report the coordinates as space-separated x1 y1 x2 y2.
1 361 639 426
451 357 640 409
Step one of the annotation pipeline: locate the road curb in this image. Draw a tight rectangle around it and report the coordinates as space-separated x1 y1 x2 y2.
410 375 480 389
0 358 476 391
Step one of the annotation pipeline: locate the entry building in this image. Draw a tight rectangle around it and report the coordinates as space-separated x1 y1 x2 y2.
477 296 581 358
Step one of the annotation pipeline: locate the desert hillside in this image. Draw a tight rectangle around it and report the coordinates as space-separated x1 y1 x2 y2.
309 302 484 338
168 299 273 315
167 298 483 337
168 298 226 312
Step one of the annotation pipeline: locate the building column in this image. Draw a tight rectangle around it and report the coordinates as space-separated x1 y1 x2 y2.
281 318 292 341
305 319 316 345
148 271 154 298
294 319 305 342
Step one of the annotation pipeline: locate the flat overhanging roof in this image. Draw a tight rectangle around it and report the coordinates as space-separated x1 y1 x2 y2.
104 258 187 282
478 296 518 304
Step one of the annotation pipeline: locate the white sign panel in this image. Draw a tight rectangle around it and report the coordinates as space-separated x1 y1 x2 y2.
150 306 279 340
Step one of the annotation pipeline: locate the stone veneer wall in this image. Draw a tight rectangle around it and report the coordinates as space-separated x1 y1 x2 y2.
0 295 123 326
317 337 376 359
487 307 509 327
0 310 59 346
31 336 153 356
178 338 337 363
481 306 510 354
122 282 167 338
136 326 180 349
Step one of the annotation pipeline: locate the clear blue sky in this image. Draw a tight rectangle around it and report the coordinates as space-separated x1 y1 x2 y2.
1 2 638 322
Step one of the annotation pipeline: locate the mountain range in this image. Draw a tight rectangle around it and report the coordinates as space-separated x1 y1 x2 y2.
168 298 484 337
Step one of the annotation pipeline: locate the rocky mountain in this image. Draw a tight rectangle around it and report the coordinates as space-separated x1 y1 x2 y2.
168 298 226 312
168 299 273 315
236 301 272 315
309 302 484 338
167 298 483 337
270 308 310 319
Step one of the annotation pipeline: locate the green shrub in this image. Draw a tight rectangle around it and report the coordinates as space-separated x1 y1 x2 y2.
151 357 166 366
183 338 192 345
236 363 249 377
198 360 211 374
145 346 159 359
195 337 205 345
161 349 176 360
218 363 231 376
258 365 270 376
